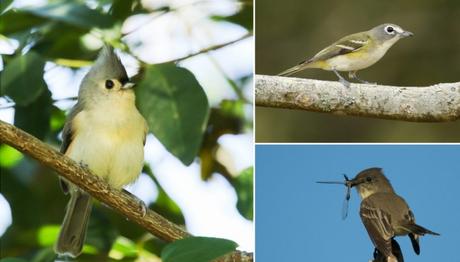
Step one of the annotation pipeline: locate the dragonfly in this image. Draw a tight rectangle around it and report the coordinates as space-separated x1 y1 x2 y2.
316 174 352 220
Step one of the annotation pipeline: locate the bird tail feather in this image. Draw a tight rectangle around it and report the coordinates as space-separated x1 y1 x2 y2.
55 191 92 258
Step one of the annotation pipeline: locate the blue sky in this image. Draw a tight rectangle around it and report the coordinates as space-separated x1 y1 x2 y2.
256 145 460 261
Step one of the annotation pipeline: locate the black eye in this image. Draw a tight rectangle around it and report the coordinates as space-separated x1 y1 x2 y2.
105 80 114 89
386 26 394 33
366 177 372 182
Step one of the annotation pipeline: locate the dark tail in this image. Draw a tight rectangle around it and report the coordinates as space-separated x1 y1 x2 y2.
404 223 440 236
55 191 92 258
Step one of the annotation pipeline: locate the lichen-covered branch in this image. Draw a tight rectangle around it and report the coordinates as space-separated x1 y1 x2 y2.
0 120 252 262
255 75 460 122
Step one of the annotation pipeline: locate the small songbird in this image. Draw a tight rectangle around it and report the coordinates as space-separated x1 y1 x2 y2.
350 168 439 262
278 23 413 87
54 46 148 258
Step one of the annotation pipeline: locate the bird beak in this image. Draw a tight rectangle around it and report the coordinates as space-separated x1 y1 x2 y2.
400 30 414 38
122 82 135 89
347 178 364 188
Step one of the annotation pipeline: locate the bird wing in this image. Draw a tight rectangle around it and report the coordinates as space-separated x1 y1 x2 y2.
306 32 370 63
59 102 84 194
360 197 395 258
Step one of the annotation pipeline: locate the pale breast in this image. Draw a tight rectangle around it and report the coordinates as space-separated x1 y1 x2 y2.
66 105 146 189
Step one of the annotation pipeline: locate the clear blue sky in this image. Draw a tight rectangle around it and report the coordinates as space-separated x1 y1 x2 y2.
256 145 460 261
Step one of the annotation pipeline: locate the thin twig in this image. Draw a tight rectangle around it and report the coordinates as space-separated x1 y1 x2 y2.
170 33 252 64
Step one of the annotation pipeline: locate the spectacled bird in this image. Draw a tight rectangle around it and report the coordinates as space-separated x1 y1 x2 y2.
318 167 439 262
279 24 413 87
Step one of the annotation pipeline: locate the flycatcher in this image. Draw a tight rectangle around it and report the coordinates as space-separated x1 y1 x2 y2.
319 167 439 262
54 45 148 258
278 23 413 87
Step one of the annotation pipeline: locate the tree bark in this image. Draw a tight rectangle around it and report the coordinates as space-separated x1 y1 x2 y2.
0 120 252 262
255 75 460 122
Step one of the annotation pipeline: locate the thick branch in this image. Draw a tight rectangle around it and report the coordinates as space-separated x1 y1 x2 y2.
255 75 460 122
0 120 252 262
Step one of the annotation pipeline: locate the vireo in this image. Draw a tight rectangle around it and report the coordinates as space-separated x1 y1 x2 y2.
278 23 413 87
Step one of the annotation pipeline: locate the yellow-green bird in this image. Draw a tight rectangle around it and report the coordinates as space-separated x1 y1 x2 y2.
278 23 413 87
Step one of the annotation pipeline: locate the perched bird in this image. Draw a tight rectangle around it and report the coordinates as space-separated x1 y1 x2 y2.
54 46 148 258
350 168 439 262
278 23 413 87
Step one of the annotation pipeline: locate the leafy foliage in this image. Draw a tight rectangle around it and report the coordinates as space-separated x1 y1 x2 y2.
0 0 252 260
136 63 210 165
161 237 238 262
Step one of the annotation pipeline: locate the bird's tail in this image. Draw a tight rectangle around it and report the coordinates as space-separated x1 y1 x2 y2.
403 223 440 236
55 191 92 258
278 59 313 77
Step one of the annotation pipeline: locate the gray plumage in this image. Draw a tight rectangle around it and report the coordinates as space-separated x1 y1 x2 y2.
55 45 147 258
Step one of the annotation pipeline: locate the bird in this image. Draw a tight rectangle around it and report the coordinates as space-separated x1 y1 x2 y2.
349 168 439 262
54 45 148 258
278 23 413 87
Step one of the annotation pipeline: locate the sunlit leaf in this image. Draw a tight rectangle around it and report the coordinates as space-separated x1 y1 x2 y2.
234 167 253 220
0 145 23 168
108 236 138 259
37 225 60 247
0 0 13 14
1 51 46 106
161 237 237 262
22 1 114 29
136 63 210 165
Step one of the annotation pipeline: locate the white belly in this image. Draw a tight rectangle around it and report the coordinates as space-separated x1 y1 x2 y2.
66 107 146 189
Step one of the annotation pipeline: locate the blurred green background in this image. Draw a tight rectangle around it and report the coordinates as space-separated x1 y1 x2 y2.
256 0 460 142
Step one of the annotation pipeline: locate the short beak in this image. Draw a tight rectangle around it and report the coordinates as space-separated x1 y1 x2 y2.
347 178 363 188
122 82 135 89
400 30 414 38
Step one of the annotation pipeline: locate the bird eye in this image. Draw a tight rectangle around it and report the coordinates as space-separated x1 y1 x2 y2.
385 26 395 34
105 80 114 89
366 177 372 182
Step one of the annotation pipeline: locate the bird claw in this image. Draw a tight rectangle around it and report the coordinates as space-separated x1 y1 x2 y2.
122 189 147 217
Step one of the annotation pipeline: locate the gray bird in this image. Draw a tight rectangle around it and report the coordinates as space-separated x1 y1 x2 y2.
54 45 148 258
350 168 439 262
318 167 439 262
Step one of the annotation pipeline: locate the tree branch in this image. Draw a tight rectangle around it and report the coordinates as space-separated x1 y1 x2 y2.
255 75 460 122
0 120 252 262
170 32 253 63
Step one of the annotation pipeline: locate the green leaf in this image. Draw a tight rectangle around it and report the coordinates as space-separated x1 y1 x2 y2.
37 225 60 247
0 145 23 168
22 1 114 29
14 89 52 140
0 10 46 35
212 3 253 30
110 0 147 21
1 51 46 106
136 63 210 165
0 0 13 14
0 258 29 262
233 167 253 220
108 236 138 259
31 23 94 60
161 237 238 262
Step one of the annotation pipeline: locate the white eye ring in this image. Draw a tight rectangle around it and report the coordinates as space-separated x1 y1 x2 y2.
385 26 396 35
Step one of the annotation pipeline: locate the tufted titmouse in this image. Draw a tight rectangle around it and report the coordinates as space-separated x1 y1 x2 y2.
54 46 148 258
